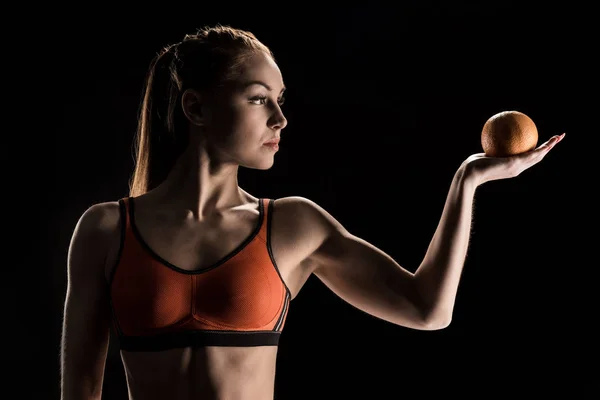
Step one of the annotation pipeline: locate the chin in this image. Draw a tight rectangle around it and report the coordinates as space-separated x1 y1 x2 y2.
256 160 275 170
241 157 275 171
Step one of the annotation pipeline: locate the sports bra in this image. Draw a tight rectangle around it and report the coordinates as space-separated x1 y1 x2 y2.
108 197 291 351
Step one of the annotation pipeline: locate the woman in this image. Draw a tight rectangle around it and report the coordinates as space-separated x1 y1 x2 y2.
60 24 564 400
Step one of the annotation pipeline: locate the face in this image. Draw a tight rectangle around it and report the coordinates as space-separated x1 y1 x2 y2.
183 51 288 170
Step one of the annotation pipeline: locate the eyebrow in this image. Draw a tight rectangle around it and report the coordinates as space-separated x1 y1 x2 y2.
244 80 286 94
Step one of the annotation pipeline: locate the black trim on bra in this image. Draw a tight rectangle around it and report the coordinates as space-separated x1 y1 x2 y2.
274 291 290 332
118 330 281 351
127 197 265 275
266 199 292 298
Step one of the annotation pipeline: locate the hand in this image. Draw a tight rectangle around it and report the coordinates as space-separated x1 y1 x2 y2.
461 133 565 186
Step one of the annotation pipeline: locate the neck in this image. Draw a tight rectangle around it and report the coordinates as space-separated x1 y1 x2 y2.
152 143 248 220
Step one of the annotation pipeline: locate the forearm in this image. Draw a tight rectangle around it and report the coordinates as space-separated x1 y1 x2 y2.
414 165 478 327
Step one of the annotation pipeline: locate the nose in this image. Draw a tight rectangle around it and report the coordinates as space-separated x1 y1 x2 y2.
268 105 288 131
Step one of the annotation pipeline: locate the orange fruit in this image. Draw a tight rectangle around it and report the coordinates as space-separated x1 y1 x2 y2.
481 110 538 157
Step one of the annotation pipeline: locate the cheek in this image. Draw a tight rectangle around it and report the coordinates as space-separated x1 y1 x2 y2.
205 107 237 143
212 107 264 145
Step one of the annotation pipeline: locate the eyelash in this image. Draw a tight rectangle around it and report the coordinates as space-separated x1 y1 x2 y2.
249 95 285 106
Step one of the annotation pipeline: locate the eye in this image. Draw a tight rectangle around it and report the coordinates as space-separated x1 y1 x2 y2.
249 96 268 105
248 95 286 107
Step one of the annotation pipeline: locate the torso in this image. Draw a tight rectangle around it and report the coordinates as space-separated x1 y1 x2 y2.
102 191 317 400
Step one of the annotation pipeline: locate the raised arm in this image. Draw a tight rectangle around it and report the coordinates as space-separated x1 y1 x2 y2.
288 134 562 331
60 202 119 400
290 169 475 331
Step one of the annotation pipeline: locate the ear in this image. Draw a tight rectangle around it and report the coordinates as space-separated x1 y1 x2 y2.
181 89 205 126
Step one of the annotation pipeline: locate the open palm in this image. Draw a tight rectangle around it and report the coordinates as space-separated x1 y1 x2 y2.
463 133 565 186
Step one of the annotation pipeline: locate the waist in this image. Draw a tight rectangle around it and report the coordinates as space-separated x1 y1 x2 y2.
120 345 279 400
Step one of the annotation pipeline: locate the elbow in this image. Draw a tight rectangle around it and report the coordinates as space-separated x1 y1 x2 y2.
421 314 452 330
61 387 103 400
417 304 453 330
61 372 104 400
412 279 453 330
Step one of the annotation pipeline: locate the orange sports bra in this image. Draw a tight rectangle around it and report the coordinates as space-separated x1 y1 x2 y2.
108 197 291 351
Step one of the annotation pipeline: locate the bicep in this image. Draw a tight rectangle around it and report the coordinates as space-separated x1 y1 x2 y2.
61 204 115 398
303 202 429 330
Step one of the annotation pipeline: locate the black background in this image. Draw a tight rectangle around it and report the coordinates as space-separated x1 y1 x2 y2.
17 1 597 398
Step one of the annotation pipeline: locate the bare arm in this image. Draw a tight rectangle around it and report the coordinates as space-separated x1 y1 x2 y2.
412 166 476 325
292 135 561 331
413 135 563 323
61 203 117 400
298 169 475 331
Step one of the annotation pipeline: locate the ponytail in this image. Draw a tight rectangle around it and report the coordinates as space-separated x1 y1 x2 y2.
128 45 189 197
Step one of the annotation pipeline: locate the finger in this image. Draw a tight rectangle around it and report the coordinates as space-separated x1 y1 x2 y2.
539 133 564 151
529 139 556 157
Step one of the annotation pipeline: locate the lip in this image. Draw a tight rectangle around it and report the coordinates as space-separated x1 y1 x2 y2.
264 138 280 145
263 143 279 151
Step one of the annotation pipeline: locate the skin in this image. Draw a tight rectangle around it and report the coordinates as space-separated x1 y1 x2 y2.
60 50 565 400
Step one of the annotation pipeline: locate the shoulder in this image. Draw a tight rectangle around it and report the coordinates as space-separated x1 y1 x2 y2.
271 196 348 245
67 200 124 284
69 200 123 265
73 200 122 238
273 195 344 222
267 196 353 283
